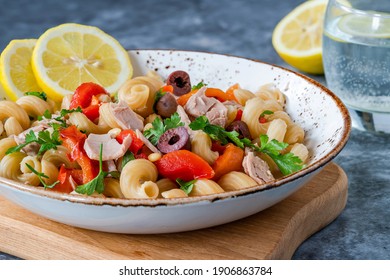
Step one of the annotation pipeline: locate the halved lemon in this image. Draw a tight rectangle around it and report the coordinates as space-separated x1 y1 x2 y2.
272 0 329 75
31 23 133 102
0 39 42 101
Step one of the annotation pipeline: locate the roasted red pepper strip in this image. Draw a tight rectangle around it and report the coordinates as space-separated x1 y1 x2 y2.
55 165 84 193
69 82 108 121
155 150 214 181
212 143 244 180
116 129 144 154
60 125 99 184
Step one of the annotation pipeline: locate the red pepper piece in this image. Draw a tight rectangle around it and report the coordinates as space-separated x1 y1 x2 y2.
116 129 144 154
155 150 214 181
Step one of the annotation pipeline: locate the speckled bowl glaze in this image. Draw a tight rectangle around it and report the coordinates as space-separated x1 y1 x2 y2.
0 50 351 234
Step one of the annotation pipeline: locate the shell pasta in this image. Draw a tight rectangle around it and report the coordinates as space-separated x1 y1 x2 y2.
0 69 309 200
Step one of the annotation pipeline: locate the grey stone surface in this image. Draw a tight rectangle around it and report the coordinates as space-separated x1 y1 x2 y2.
0 0 389 260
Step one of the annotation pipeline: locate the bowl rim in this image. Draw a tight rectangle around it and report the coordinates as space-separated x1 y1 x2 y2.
0 49 351 207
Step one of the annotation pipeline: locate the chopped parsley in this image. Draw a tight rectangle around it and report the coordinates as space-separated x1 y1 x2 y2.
75 144 107 195
6 129 62 155
25 91 47 101
143 112 184 145
189 116 304 175
176 178 196 195
121 150 135 169
25 163 59 189
191 81 207 90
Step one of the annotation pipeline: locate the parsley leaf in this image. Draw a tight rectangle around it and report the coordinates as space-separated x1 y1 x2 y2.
256 135 303 175
191 81 207 90
176 178 196 195
76 144 106 195
143 112 184 145
260 110 274 118
5 129 62 155
25 91 47 101
74 144 118 195
121 151 135 169
189 117 304 176
25 163 59 189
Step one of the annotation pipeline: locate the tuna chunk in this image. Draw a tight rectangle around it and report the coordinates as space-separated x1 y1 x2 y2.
176 105 195 138
184 87 228 127
109 101 144 131
84 133 132 161
13 125 49 156
242 150 274 185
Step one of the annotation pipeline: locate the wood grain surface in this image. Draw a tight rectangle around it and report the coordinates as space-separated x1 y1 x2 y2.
0 162 348 260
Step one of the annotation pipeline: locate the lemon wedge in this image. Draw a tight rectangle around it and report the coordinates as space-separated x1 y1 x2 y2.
0 39 42 101
31 23 133 102
272 0 329 74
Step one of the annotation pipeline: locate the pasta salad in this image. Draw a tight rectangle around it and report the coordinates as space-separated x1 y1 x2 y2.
0 70 308 199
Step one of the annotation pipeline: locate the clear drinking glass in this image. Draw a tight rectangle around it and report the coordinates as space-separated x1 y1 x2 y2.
322 0 390 133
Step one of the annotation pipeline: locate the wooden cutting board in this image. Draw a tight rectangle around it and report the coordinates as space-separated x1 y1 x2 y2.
0 162 347 260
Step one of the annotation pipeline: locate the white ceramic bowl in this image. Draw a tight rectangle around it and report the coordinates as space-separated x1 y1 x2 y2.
0 50 351 234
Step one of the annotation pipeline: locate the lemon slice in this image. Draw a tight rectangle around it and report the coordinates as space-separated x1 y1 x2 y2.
0 39 42 101
272 0 329 74
338 13 390 38
31 23 133 102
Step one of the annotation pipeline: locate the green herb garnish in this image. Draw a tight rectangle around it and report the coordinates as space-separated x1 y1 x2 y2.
75 144 105 195
189 116 304 175
121 150 135 169
260 110 274 118
75 144 119 195
176 178 196 195
143 112 184 145
25 163 59 189
191 81 207 90
25 91 47 101
6 129 62 155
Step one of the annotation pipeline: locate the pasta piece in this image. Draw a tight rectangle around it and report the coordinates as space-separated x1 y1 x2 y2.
255 83 286 106
161 188 188 198
68 112 110 134
218 171 257 191
233 88 255 105
289 143 309 163
189 179 224 197
284 123 305 144
120 159 159 199
41 160 59 185
191 131 219 165
16 95 52 118
266 119 287 142
0 101 30 129
225 104 238 126
42 145 79 168
0 152 25 181
0 137 17 161
267 111 293 126
118 71 164 117
103 178 125 198
156 178 178 197
242 97 283 138
19 156 41 186
4 117 24 136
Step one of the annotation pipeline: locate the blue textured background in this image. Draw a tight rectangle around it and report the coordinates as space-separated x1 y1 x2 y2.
0 0 389 260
